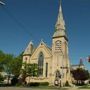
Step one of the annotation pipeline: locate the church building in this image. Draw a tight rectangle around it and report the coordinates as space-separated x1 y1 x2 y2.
22 0 71 86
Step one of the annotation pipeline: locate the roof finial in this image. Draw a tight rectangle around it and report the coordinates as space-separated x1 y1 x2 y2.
41 38 43 41
59 0 62 14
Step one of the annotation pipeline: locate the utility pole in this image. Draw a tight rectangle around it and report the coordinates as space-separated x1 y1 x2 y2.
0 1 5 5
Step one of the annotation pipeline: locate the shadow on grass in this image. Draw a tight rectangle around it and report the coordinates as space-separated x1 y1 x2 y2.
78 85 90 89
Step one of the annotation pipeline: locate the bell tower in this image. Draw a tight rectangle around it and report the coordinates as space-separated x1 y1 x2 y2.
51 0 71 86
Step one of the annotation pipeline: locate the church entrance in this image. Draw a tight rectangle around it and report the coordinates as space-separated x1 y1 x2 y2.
54 70 61 86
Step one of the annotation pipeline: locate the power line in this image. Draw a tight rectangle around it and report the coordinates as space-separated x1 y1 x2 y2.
0 2 53 43
1 5 35 39
0 1 5 5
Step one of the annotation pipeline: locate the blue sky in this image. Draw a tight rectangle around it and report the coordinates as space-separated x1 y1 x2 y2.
0 0 90 69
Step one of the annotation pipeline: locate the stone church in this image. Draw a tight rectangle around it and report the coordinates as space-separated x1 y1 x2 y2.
22 0 71 86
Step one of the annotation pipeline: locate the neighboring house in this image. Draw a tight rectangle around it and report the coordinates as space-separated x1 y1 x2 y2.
0 72 14 84
70 59 87 84
71 59 85 70
0 72 8 77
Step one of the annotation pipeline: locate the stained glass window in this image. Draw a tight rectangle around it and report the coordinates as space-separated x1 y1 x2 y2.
38 52 44 76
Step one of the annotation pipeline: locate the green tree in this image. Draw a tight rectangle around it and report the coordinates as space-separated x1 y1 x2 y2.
20 63 27 84
9 57 22 77
0 50 23 79
0 51 14 73
27 63 38 77
21 63 38 84
5 52 23 77
0 50 6 72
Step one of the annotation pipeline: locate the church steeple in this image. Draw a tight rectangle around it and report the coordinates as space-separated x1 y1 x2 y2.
53 0 67 39
55 0 65 31
51 0 70 85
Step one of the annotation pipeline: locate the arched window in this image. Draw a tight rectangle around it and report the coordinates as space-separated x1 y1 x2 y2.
38 52 44 76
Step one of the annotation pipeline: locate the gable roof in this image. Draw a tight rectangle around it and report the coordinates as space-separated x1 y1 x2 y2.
30 40 52 59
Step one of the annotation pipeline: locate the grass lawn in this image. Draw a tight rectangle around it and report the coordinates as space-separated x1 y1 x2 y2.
78 85 90 89
26 86 69 90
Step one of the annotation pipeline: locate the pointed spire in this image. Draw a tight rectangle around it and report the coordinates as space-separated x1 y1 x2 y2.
59 0 62 12
23 41 34 55
53 0 67 38
55 0 65 31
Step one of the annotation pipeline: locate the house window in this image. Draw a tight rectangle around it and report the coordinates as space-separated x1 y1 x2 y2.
38 52 44 76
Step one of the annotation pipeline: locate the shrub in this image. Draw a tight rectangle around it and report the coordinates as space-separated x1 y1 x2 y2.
15 83 23 87
65 81 70 86
28 82 40 86
27 82 49 87
40 82 49 86
0 74 4 83
89 80 90 84
11 76 18 86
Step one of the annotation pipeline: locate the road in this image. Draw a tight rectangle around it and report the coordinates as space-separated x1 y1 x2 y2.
0 87 87 90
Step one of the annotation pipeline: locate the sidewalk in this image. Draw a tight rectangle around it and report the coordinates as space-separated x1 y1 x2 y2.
62 87 79 90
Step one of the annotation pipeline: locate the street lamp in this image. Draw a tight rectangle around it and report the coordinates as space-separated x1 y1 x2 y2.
0 1 5 5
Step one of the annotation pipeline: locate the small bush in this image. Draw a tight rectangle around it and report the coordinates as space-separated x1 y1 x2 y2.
65 81 70 86
40 82 49 86
28 82 40 86
0 74 4 83
15 83 23 87
27 82 49 87
89 80 90 84
11 77 18 86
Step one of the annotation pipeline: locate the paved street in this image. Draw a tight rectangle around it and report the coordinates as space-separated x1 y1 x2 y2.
0 86 89 90
0 87 79 90
0 87 58 90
